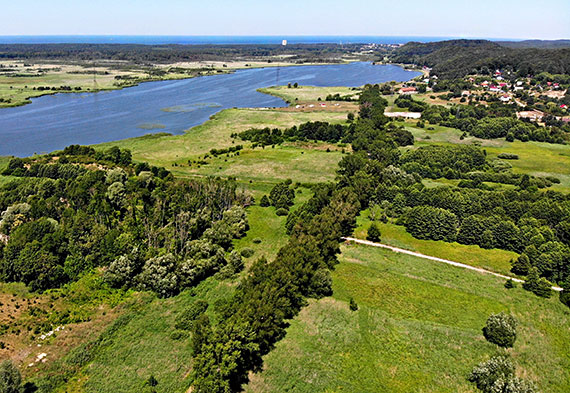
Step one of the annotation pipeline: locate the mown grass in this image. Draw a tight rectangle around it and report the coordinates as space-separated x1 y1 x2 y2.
247 243 570 393
352 210 518 276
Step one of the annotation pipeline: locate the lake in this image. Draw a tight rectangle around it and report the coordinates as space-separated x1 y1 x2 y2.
0 62 421 157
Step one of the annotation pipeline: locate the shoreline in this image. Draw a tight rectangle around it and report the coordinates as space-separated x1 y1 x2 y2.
0 60 354 109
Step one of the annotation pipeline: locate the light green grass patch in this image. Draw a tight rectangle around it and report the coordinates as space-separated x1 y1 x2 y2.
352 211 518 276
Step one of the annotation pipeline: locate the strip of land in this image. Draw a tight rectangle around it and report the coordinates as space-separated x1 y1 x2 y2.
343 237 563 291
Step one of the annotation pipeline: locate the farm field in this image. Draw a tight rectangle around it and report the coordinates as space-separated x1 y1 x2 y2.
246 243 570 393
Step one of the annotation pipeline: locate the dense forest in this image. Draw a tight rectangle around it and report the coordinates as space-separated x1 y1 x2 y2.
390 39 570 78
0 43 361 64
0 145 251 295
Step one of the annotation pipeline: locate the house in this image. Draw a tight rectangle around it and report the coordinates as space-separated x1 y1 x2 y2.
499 82 507 88
499 95 512 102
399 87 417 94
514 86 524 91
462 90 471 96
494 70 502 76
561 104 568 109
489 86 502 92
516 81 524 86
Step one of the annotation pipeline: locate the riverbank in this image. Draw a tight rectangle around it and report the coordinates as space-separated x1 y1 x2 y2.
0 59 353 109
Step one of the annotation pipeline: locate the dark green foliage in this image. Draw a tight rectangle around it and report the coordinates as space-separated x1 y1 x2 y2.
404 206 458 242
237 121 347 146
0 360 22 393
366 223 381 242
498 153 519 160
145 375 158 387
504 279 516 289
482 312 517 348
259 195 270 207
307 268 333 298
392 39 570 79
401 145 486 179
275 208 288 216
522 268 553 298
174 300 209 330
269 181 295 210
511 254 531 276
0 147 248 295
240 248 255 258
349 297 358 311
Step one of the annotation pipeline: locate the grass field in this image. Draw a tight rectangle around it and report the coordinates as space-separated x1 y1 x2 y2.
247 243 570 393
97 108 349 186
403 122 570 193
352 211 518 276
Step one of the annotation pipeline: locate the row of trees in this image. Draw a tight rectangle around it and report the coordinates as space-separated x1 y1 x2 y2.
190 84 394 392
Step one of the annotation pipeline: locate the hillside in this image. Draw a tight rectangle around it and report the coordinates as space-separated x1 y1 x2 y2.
390 39 570 78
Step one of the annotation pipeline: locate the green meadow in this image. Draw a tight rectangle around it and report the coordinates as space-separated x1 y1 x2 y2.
404 122 570 193
246 243 570 393
352 210 518 276
96 108 349 185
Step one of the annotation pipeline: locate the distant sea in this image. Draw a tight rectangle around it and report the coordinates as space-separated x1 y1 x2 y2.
0 35 518 45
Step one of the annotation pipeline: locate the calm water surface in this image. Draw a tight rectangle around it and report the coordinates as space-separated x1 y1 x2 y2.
0 62 420 156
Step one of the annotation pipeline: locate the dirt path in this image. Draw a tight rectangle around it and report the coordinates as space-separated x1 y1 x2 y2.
342 237 563 292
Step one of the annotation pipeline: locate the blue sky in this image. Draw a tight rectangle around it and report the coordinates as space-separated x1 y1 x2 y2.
2 0 569 39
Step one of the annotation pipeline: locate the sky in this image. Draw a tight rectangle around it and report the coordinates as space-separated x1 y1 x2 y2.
2 0 569 40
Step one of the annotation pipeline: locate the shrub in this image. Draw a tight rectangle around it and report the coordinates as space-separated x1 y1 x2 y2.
504 279 516 289
174 300 209 330
511 254 531 276
469 355 514 393
366 223 381 242
240 248 255 258
482 312 517 348
349 297 358 311
137 254 179 298
275 208 289 216
497 153 519 160
252 238 262 244
0 360 22 393
227 250 244 274
259 195 270 207
522 268 552 298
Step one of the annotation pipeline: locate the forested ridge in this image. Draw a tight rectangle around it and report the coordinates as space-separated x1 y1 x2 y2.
391 39 570 78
